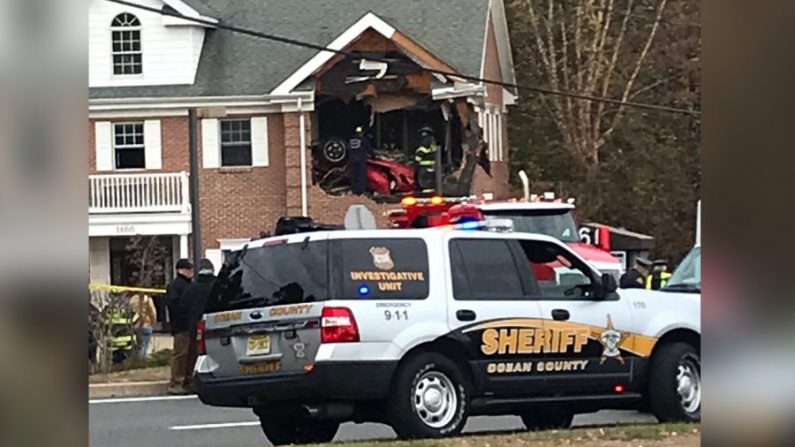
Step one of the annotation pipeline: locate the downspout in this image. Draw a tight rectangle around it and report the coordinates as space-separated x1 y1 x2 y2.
518 170 530 201
299 98 308 217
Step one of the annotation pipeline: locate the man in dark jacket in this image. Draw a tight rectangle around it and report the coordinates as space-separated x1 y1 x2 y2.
166 259 193 394
348 126 372 195
182 258 218 393
620 257 652 289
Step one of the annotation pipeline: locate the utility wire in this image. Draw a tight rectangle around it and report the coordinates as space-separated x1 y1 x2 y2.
105 0 700 117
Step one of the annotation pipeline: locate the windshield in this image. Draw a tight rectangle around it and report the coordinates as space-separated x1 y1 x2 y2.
482 209 580 242
663 246 701 293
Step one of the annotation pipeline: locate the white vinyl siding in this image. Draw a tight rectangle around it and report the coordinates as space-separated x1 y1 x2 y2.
144 120 162 170
251 117 269 167
201 118 220 168
95 121 113 171
89 0 207 87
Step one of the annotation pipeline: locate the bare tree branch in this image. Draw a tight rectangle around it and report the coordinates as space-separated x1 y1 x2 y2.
603 0 668 143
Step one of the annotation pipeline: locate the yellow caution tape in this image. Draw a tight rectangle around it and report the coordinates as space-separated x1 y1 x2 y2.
89 283 166 294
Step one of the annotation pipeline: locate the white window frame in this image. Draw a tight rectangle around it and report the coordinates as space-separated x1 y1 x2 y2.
112 122 146 170
219 118 253 167
110 13 143 77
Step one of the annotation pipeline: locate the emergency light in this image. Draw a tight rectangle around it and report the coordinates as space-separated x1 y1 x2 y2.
446 218 514 233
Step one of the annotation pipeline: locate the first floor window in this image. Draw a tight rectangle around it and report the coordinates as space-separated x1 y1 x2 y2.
220 119 252 166
113 122 145 169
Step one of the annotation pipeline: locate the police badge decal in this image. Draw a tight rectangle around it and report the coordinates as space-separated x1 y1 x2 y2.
599 314 625 365
369 247 394 271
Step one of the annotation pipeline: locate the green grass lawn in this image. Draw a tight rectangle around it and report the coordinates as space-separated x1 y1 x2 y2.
306 423 700 447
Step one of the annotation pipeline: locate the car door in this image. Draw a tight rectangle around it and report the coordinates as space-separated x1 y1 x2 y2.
444 233 547 397
511 236 636 395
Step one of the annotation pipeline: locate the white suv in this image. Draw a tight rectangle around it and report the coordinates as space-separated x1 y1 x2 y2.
195 228 700 445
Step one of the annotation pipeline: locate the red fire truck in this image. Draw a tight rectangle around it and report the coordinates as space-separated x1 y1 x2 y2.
387 193 624 280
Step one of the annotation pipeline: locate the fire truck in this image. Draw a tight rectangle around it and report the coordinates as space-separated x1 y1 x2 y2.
387 192 624 280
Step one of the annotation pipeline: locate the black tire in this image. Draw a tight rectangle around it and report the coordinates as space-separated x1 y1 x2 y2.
387 352 470 439
322 138 348 165
255 406 339 446
520 407 574 431
648 342 701 423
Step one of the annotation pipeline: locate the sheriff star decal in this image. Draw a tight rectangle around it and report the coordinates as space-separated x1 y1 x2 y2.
599 314 625 365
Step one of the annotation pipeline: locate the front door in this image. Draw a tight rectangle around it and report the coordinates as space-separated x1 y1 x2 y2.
512 238 635 395
444 234 546 396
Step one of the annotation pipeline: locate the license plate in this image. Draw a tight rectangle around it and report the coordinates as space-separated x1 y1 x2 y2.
246 335 271 356
240 360 281 375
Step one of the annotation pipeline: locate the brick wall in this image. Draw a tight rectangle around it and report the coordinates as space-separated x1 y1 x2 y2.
199 114 288 250
483 16 504 106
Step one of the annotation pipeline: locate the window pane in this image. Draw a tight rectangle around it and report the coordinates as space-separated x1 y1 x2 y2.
221 145 252 166
115 148 145 169
516 240 593 299
337 238 429 300
450 239 523 300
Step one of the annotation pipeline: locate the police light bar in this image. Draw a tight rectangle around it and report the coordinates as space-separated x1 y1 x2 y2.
449 218 514 233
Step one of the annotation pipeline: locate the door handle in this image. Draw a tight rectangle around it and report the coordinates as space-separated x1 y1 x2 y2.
456 310 477 322
551 309 570 321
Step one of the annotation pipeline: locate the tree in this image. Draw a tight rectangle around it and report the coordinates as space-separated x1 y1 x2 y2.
124 235 168 288
506 0 701 263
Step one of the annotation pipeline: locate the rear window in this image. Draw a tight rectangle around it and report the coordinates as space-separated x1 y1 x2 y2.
214 240 329 311
335 238 429 299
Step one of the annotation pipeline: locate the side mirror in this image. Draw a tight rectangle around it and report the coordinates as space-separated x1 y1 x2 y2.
602 273 618 293
593 273 618 299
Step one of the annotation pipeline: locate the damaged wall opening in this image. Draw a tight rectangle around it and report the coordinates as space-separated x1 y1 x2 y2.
309 48 491 203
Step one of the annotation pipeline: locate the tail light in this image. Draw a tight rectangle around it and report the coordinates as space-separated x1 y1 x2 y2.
321 307 359 343
196 320 206 355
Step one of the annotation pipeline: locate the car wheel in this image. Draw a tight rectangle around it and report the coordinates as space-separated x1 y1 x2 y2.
256 406 339 446
387 353 470 439
520 406 574 431
323 138 347 164
648 342 701 422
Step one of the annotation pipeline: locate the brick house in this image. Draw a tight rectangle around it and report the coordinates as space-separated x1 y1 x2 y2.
88 0 517 289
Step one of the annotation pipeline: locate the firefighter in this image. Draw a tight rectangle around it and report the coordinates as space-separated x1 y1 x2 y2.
646 260 673 290
620 256 652 289
109 303 139 364
348 126 372 195
414 134 438 192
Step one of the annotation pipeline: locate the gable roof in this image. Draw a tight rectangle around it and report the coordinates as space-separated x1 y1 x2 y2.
90 0 490 100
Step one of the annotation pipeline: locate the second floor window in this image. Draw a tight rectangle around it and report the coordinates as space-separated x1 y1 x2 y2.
114 123 145 169
221 119 252 166
111 13 142 75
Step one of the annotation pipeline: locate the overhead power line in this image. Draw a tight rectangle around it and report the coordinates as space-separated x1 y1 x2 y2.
105 0 700 117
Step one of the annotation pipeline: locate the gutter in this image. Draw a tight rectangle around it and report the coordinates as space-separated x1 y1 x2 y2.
298 98 309 217
88 92 315 111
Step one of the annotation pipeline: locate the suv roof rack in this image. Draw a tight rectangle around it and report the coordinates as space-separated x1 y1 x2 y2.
274 216 343 236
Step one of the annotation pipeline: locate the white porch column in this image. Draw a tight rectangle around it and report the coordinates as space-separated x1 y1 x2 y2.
179 234 189 259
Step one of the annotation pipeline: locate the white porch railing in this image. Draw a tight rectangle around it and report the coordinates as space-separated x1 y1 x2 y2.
89 171 190 214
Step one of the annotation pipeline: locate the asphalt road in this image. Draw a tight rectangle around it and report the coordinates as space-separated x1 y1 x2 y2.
89 395 657 447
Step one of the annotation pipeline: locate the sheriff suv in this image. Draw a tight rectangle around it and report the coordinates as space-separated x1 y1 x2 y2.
195 225 700 445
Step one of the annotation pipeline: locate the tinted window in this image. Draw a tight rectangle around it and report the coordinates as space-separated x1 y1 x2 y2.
337 238 429 299
514 240 595 299
449 239 523 300
213 241 328 311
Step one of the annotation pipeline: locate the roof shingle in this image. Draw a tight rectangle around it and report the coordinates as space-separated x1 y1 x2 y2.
91 0 489 99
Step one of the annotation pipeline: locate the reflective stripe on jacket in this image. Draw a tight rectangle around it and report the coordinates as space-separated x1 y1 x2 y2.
414 146 436 168
646 272 672 290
